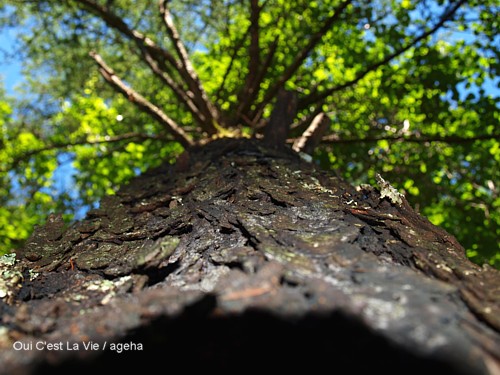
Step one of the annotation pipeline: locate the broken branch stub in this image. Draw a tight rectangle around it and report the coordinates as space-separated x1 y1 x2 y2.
292 112 331 154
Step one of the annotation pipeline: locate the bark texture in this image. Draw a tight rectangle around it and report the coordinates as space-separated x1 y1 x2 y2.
1 138 499 374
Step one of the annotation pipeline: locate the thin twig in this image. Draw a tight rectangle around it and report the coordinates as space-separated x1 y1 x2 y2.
89 51 194 148
159 0 220 132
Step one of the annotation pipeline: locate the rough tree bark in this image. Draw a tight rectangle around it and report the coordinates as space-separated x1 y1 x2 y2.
1 138 499 374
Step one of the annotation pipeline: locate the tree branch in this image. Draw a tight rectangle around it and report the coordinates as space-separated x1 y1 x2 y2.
320 133 500 145
237 35 280 123
89 51 194 148
253 0 352 118
159 0 220 133
74 0 179 70
214 32 248 103
73 0 216 134
299 0 467 109
139 49 209 128
0 133 167 173
248 0 261 83
237 0 261 111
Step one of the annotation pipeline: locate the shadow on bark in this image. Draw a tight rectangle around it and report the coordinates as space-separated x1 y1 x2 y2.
36 307 468 375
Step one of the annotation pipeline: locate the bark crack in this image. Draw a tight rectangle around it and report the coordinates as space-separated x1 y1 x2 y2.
232 217 260 250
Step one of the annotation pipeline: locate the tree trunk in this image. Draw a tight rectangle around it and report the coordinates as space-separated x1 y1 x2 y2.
1 138 499 374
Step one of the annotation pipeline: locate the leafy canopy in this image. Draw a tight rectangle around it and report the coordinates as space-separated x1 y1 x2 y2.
0 0 498 267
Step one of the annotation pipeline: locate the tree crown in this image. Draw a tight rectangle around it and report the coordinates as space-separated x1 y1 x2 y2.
0 0 498 266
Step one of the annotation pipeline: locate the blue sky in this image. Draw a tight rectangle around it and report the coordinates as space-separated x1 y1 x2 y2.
1 18 498 99
0 28 22 94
